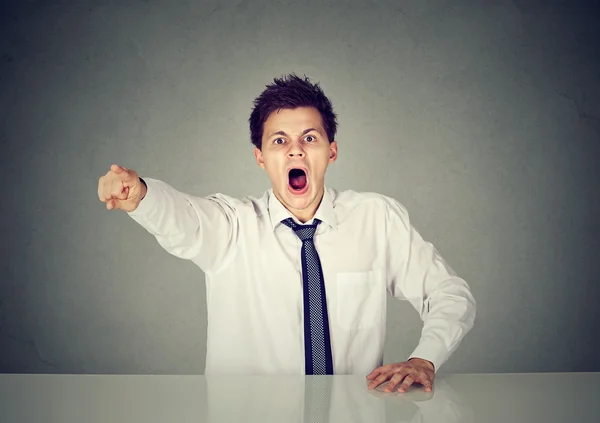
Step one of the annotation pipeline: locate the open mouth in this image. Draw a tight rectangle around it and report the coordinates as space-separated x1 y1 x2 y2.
288 168 308 192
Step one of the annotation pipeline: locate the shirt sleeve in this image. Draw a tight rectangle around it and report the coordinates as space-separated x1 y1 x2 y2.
126 177 239 274
384 197 476 373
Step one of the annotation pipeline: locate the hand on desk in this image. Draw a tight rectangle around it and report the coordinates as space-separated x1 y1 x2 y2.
366 357 435 393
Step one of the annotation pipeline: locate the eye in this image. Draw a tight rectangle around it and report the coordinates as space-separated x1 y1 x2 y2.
305 135 316 142
274 138 285 145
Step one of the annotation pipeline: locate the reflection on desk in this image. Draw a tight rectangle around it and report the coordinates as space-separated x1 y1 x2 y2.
206 375 470 423
1 373 599 422
0 374 468 423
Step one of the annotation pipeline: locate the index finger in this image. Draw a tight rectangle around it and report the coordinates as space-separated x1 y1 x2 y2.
110 164 135 182
366 363 393 380
111 164 127 175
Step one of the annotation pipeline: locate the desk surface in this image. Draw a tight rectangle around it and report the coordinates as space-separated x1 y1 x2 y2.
1 373 598 422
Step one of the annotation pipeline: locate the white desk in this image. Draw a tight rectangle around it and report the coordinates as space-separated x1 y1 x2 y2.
1 373 598 422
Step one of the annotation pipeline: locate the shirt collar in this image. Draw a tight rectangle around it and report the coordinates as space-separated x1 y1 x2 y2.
267 186 337 231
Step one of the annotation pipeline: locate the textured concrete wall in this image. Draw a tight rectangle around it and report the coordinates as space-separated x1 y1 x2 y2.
1 0 599 374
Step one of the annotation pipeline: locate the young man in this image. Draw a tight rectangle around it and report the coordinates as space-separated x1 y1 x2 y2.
97 74 476 393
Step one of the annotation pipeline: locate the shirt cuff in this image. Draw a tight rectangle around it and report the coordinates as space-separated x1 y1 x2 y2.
127 177 160 218
407 339 449 374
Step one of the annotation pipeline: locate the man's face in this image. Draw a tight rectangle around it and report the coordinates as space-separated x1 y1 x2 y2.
254 106 338 223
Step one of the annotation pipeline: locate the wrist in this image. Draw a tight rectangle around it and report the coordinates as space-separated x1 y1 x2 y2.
139 177 147 200
408 357 435 371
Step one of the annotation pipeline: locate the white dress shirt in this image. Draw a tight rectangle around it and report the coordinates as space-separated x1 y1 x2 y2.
127 178 476 375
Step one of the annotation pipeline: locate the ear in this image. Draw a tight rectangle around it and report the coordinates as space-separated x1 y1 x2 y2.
328 141 338 163
254 147 265 169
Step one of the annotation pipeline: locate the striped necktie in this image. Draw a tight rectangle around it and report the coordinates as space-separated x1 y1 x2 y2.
282 217 334 375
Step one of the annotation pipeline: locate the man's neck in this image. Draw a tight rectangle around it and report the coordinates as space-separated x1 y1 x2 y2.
293 209 316 224
280 187 325 224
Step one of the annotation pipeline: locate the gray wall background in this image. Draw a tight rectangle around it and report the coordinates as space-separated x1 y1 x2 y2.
1 0 599 374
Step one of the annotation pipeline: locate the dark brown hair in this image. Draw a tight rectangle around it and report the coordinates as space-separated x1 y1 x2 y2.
249 74 338 150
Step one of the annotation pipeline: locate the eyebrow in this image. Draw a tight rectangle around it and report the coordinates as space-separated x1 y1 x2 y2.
268 128 321 139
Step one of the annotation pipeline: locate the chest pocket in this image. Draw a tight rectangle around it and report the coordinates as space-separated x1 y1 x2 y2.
336 269 385 330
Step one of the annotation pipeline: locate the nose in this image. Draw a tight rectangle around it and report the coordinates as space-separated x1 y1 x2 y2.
288 140 305 157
